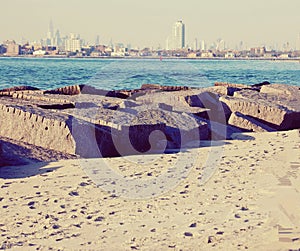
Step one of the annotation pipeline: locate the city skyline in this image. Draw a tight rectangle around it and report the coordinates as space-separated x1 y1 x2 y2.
1 0 300 49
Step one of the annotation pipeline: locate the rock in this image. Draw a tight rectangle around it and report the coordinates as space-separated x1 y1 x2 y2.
0 100 76 154
234 213 241 218
203 120 242 140
251 81 271 91
45 85 81 95
44 85 131 99
214 82 253 96
260 83 300 96
140 84 190 91
0 83 299 162
0 85 40 93
80 85 131 99
118 100 140 109
160 85 190 91
184 232 193 237
185 91 230 123
215 82 249 88
69 191 79 196
52 224 60 229
135 89 211 114
228 111 276 132
66 102 209 156
185 92 220 109
0 137 76 168
207 235 217 243
94 216 105 222
141 83 161 90
115 107 208 152
207 86 232 96
220 87 300 130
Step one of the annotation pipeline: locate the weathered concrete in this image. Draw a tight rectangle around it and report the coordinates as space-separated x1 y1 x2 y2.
45 85 81 95
0 85 40 93
214 82 249 88
141 83 161 90
135 88 221 115
221 87 300 130
65 104 209 154
260 83 300 96
228 112 276 132
1 83 299 161
0 136 76 166
214 82 251 96
0 99 76 154
185 91 231 122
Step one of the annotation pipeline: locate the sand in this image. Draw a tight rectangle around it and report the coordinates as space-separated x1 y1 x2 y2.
0 130 299 250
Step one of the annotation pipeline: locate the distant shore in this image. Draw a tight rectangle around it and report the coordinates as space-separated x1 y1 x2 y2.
1 55 300 62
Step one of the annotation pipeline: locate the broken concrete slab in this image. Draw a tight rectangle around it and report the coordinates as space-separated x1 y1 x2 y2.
221 87 300 130
0 98 76 154
228 111 276 132
260 83 300 96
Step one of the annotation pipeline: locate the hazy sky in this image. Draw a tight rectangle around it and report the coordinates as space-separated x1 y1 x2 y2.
1 0 300 48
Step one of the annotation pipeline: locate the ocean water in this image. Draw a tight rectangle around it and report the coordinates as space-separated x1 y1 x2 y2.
0 57 299 90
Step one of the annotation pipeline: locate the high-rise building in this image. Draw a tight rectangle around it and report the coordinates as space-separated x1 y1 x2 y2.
52 29 62 48
166 21 185 50
172 20 185 49
65 33 82 52
95 35 100 46
216 38 225 51
297 33 300 51
200 40 206 51
4 40 20 56
193 38 198 51
46 20 54 46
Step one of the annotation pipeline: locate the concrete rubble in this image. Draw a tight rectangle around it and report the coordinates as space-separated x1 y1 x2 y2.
0 83 299 159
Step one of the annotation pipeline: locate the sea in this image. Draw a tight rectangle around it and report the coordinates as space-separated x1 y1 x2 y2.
0 57 299 90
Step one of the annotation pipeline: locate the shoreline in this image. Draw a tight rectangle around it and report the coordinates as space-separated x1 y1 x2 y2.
1 55 300 62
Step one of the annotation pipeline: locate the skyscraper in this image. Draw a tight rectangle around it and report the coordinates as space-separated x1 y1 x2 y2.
193 38 198 51
166 21 185 50
53 29 62 48
95 35 100 46
46 20 54 45
172 20 185 49
200 40 206 51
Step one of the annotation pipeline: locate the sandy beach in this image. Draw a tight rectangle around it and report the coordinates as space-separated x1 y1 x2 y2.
0 129 299 250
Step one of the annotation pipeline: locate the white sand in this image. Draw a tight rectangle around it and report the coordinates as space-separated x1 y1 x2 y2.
0 130 299 250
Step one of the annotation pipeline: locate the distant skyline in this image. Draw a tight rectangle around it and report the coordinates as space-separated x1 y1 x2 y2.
1 0 300 49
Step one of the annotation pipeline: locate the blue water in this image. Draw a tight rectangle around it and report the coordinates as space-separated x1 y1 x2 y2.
0 57 299 90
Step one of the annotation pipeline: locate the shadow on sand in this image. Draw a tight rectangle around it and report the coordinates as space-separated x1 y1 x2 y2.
0 162 63 179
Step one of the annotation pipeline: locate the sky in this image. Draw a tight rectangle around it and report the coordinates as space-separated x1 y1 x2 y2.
1 0 300 49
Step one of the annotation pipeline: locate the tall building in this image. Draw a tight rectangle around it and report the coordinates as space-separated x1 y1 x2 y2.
200 40 206 51
65 33 82 52
193 38 198 51
216 38 225 51
46 20 54 46
172 20 185 49
297 33 300 51
166 20 185 50
52 29 62 48
4 40 20 56
95 35 100 46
